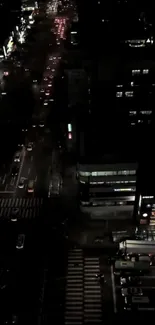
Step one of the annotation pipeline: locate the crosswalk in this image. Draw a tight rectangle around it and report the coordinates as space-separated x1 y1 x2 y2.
65 248 83 325
84 257 102 324
65 249 103 325
0 197 44 219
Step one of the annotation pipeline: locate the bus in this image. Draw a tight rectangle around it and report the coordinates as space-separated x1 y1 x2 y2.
119 240 155 255
114 260 150 275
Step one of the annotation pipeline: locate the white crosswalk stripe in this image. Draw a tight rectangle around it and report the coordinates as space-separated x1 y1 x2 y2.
84 257 102 324
0 198 44 219
65 248 84 325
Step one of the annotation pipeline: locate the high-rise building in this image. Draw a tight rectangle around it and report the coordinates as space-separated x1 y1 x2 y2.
75 0 155 220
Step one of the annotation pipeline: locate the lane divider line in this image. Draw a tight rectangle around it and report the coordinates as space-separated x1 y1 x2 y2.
15 147 26 189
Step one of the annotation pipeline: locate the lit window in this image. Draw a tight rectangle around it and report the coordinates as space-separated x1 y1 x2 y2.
129 170 136 175
114 188 134 192
140 110 152 115
132 69 140 75
143 69 149 74
91 171 117 176
79 171 90 177
131 81 134 86
116 85 123 88
118 170 136 176
116 92 123 98
129 111 136 115
125 91 134 97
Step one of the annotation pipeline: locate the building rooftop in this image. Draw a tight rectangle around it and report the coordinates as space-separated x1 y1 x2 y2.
78 127 138 165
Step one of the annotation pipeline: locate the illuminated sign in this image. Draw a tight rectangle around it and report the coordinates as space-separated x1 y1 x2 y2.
68 123 72 132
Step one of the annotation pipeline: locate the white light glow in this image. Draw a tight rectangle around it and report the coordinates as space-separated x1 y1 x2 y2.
68 123 72 132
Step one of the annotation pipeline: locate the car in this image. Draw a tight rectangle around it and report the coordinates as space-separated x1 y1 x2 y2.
4 314 18 324
93 237 104 244
27 143 33 151
11 166 19 177
22 124 28 132
120 277 127 286
14 152 21 163
18 178 24 188
27 180 34 193
121 287 143 297
48 178 60 197
16 234 25 250
43 100 49 106
18 134 25 147
95 273 105 281
10 208 19 222
39 120 44 127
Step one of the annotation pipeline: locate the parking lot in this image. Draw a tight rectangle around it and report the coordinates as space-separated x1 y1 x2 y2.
111 258 155 314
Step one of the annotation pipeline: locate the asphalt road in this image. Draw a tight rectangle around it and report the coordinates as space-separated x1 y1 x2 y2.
0 0 74 199
0 1 85 325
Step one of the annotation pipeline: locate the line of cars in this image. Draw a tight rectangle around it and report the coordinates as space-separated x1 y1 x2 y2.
11 145 35 193
48 174 63 197
18 178 35 193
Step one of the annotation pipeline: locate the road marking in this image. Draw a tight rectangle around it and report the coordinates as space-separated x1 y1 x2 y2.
111 265 117 313
15 147 26 189
2 174 6 185
31 156 33 162
28 168 31 175
10 178 15 186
